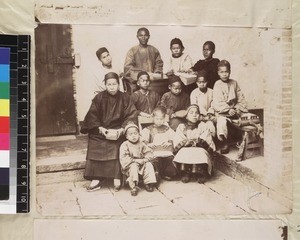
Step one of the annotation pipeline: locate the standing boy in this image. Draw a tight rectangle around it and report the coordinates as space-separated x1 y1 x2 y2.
189 41 220 89
92 47 124 95
124 27 163 79
167 38 193 76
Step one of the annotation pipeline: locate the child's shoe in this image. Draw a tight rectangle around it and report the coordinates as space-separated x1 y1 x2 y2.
113 185 121 192
145 184 154 192
181 172 190 183
220 143 229 154
155 171 160 187
131 186 138 196
197 175 206 184
163 176 172 181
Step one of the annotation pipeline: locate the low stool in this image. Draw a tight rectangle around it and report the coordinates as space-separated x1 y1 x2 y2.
238 125 263 161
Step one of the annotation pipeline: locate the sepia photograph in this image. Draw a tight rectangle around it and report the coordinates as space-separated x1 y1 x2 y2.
35 24 292 216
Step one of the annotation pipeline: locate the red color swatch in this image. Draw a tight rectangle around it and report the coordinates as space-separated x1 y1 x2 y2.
0 117 9 133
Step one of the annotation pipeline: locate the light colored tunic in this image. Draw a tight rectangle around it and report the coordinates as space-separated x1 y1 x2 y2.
91 64 124 96
190 88 214 116
212 79 248 140
212 79 248 114
124 45 163 77
173 122 216 175
168 53 193 74
119 140 157 188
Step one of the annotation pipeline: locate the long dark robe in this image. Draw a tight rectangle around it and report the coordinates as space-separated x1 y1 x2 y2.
81 91 137 179
191 58 220 89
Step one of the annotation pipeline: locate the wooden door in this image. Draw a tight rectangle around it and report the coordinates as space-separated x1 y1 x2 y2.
35 24 77 136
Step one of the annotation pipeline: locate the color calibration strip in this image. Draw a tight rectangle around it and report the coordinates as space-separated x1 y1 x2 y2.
0 35 30 213
0 47 10 201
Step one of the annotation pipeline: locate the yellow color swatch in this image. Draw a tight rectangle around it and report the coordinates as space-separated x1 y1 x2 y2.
0 99 9 116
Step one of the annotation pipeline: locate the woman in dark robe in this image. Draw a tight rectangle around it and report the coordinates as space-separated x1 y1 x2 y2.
80 72 137 192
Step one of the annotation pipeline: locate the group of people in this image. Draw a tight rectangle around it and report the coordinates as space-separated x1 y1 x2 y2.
81 27 249 196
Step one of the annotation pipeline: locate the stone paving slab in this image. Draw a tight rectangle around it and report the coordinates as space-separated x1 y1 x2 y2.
204 171 290 214
36 171 289 217
158 180 245 215
36 182 82 216
110 185 187 216
74 181 125 216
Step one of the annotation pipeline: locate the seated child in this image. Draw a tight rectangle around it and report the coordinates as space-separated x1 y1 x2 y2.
173 105 216 184
190 70 216 136
160 75 190 131
188 41 220 89
141 106 177 181
212 60 248 154
119 123 157 196
166 38 193 76
131 71 161 118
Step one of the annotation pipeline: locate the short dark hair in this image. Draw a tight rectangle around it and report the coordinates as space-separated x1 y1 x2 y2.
217 60 231 71
96 47 109 60
153 106 167 116
203 41 216 51
104 72 119 84
170 38 184 50
137 71 150 80
197 70 208 81
137 27 150 36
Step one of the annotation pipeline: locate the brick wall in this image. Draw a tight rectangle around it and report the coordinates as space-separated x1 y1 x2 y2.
280 30 293 197
263 29 292 200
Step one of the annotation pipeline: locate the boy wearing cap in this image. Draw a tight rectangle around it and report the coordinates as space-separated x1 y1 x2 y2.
131 71 161 117
160 75 190 130
124 27 163 79
119 123 157 196
92 47 124 95
188 41 220 89
167 38 193 76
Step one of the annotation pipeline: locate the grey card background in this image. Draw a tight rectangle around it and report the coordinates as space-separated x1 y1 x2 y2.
0 0 299 239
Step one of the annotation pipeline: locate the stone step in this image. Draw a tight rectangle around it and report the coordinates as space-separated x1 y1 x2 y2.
36 154 86 173
214 149 292 211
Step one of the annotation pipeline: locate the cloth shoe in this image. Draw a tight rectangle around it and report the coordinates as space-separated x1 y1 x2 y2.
131 186 139 196
145 184 154 192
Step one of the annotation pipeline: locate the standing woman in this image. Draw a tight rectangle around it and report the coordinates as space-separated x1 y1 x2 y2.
80 72 137 192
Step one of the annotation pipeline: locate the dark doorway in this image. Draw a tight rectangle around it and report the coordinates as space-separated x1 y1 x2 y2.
35 24 77 136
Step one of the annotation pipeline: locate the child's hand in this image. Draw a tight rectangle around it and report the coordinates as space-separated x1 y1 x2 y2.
161 141 171 148
135 158 144 166
185 140 195 147
228 109 237 116
186 68 194 74
235 109 242 117
140 112 152 118
148 143 157 149
170 113 176 119
166 70 174 76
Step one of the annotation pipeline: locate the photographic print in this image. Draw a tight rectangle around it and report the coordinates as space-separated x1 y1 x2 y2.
35 24 292 216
